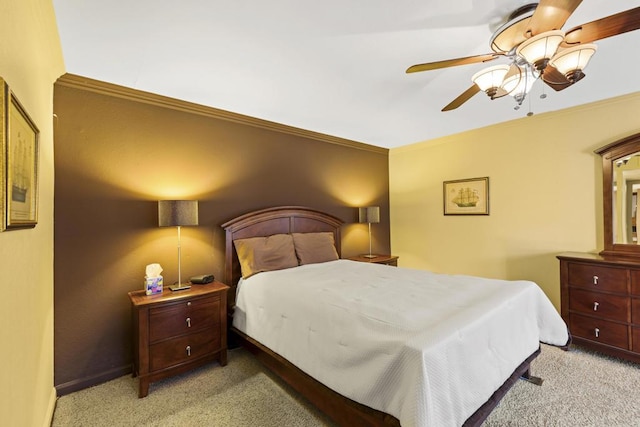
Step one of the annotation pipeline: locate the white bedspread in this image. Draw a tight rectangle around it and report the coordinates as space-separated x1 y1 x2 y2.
233 260 568 427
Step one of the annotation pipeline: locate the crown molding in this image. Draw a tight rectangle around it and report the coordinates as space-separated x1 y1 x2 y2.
55 73 387 154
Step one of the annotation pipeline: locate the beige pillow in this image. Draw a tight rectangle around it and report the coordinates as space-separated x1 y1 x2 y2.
234 234 298 279
292 232 339 265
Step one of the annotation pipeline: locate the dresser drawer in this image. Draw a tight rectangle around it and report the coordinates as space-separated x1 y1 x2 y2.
149 296 220 342
633 298 640 325
570 313 629 349
631 270 640 296
633 327 640 353
567 263 628 293
149 328 221 371
569 289 629 322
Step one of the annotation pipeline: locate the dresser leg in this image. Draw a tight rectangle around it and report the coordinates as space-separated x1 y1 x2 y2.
220 350 228 366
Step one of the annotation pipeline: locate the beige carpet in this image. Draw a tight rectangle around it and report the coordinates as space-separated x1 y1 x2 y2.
51 344 640 426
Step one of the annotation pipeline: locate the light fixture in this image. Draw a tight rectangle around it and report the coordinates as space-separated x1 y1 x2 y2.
516 30 565 72
549 43 597 83
358 206 380 259
471 64 510 99
501 65 537 107
158 200 199 291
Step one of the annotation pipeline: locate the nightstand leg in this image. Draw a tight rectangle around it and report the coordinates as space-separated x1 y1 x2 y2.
138 378 150 398
220 350 228 366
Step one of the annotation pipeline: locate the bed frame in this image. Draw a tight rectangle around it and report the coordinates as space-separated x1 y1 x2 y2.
222 206 541 426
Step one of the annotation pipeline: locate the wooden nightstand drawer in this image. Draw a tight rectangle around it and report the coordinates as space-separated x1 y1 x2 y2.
570 313 629 349
149 296 220 342
569 289 629 322
150 328 221 371
567 263 627 293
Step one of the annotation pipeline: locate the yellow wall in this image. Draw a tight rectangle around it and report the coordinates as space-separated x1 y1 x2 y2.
390 92 640 310
0 1 64 426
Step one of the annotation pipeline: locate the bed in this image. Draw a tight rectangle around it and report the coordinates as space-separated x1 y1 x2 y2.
222 206 569 426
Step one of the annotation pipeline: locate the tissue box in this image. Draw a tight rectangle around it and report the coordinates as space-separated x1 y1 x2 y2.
144 276 163 295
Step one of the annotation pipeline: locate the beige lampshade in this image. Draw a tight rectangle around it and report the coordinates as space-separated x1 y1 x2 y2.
358 206 380 224
158 200 199 227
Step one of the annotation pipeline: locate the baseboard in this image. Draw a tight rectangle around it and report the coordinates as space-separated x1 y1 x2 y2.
44 387 57 427
55 364 131 396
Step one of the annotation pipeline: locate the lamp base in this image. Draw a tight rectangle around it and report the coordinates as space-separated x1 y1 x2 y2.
169 283 191 291
362 254 377 259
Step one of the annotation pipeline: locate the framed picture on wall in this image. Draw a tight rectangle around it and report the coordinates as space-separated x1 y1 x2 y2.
0 78 5 231
443 177 489 215
2 78 39 229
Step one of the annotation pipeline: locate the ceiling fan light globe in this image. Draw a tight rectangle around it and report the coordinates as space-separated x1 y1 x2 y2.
502 67 536 97
549 44 597 82
516 30 565 71
471 64 511 95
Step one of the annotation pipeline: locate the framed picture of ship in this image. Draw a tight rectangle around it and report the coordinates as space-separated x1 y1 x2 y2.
0 78 6 231
3 80 39 229
443 177 489 215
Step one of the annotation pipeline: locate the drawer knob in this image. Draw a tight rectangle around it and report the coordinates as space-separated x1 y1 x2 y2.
593 302 599 311
593 275 598 285
186 345 191 356
594 327 600 338
186 317 191 328
187 301 192 306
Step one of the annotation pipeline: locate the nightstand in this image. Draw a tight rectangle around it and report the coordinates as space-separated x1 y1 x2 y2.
346 254 399 266
128 281 229 397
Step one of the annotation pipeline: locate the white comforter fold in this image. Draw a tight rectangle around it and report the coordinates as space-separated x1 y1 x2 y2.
233 260 568 427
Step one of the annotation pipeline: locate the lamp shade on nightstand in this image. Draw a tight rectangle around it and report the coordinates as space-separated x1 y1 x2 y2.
358 206 380 224
158 200 198 227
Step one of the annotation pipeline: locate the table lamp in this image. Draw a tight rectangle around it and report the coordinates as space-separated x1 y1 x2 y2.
358 206 380 258
158 200 199 291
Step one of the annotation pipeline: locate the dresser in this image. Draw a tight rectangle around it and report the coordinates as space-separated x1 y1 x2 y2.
128 281 229 397
558 252 640 363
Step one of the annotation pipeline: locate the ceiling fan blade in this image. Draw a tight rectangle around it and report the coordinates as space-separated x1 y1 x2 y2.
562 7 640 46
542 64 573 91
442 85 480 111
526 0 583 36
406 54 501 74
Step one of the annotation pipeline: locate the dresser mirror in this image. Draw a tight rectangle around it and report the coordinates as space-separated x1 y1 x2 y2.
597 132 640 258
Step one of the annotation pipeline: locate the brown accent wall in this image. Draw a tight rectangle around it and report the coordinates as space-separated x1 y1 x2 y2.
53 74 390 394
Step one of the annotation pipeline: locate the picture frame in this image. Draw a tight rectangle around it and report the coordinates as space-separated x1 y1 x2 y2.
2 77 39 229
0 78 5 232
443 177 489 215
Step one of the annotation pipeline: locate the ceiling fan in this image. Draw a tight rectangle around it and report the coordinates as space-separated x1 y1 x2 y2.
406 1 640 112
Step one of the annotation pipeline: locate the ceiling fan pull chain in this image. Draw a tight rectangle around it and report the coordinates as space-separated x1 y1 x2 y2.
526 93 534 117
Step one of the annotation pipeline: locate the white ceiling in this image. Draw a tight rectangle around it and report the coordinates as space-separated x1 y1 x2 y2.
53 0 640 149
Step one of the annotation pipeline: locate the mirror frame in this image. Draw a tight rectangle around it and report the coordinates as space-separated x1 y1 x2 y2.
596 131 640 258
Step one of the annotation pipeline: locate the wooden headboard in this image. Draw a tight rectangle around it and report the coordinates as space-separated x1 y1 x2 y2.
221 206 343 306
